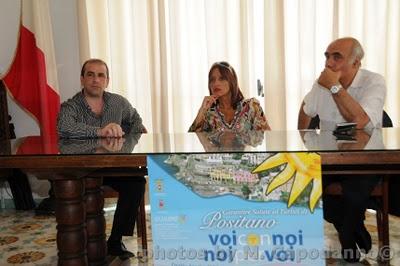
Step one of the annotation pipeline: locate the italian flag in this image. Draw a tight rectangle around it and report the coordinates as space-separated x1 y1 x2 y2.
1 0 60 153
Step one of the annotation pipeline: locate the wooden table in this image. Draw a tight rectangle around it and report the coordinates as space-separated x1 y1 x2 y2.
2 131 400 265
0 153 146 266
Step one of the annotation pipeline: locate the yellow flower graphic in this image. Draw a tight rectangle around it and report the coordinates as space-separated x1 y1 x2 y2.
252 152 322 212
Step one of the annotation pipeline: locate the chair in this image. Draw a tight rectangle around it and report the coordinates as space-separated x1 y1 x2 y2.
1 81 36 210
0 80 12 142
324 176 390 261
309 112 392 261
86 167 148 253
0 80 11 140
308 111 392 130
1 80 36 210
0 80 11 206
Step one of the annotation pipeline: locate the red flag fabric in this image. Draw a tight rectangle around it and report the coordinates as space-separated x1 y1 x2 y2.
16 136 58 155
1 0 60 153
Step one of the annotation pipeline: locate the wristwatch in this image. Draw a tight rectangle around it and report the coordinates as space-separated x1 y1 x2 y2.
330 84 342 94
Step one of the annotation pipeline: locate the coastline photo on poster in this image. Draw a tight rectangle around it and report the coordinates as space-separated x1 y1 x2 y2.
147 152 324 265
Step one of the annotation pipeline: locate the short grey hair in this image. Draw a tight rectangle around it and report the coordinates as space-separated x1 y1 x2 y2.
349 38 364 63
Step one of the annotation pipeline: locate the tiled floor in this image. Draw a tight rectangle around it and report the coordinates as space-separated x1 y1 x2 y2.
0 202 399 265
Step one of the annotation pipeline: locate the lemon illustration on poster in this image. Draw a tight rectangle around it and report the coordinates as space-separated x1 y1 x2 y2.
147 152 324 265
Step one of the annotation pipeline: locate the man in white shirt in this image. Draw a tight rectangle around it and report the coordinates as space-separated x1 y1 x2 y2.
298 37 386 263
298 38 386 130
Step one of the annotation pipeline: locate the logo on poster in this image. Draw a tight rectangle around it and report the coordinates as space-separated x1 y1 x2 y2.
158 199 165 209
155 178 164 192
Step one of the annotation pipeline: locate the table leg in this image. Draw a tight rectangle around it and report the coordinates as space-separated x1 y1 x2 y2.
54 178 87 266
85 177 107 266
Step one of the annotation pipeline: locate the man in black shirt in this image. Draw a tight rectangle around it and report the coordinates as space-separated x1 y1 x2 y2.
44 58 146 260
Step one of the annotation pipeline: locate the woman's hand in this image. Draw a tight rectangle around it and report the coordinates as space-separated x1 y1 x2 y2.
199 95 218 113
192 95 218 131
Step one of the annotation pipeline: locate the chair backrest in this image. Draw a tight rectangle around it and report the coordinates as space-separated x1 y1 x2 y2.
0 80 11 140
308 111 393 129
308 115 320 129
382 110 393 128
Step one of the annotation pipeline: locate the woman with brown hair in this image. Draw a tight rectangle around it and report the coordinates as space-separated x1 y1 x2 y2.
189 61 270 132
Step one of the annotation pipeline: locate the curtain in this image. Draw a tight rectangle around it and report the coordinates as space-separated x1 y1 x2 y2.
77 0 400 134
266 0 400 130
77 0 264 135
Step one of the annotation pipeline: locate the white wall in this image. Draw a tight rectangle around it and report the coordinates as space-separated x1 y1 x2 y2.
50 0 81 102
0 0 81 137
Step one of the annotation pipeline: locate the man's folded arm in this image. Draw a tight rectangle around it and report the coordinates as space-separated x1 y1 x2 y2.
57 104 99 139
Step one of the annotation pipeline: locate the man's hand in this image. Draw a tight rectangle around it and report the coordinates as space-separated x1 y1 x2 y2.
337 130 370 150
97 123 125 138
96 137 126 152
318 68 341 89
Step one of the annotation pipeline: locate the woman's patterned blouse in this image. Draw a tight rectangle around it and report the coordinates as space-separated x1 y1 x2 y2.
189 97 269 133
